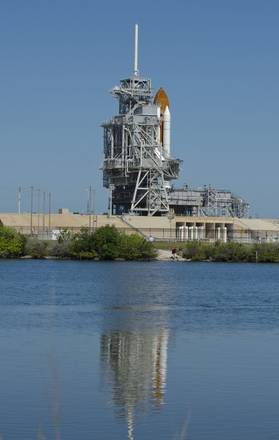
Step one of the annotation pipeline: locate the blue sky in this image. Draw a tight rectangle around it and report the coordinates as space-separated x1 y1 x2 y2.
0 0 278 216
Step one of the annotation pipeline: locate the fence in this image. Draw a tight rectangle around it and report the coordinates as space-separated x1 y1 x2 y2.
10 224 279 244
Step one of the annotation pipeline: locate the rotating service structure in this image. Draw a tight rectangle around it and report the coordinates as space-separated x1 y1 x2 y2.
102 25 181 216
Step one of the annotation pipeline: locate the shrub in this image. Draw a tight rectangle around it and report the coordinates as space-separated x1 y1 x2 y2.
181 241 279 263
70 227 96 255
24 238 47 258
212 242 252 262
47 241 73 258
0 226 25 258
182 241 206 261
252 243 279 263
119 233 157 260
93 225 121 260
71 251 97 260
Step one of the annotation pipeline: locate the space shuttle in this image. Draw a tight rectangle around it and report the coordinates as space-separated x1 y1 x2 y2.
154 87 171 158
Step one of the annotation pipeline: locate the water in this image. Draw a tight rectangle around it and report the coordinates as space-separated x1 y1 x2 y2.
0 260 279 440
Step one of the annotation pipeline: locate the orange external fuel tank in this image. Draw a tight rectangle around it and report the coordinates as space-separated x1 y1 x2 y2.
154 88 170 145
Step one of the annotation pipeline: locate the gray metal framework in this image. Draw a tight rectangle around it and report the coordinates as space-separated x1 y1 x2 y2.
102 25 250 219
102 26 181 216
169 185 249 218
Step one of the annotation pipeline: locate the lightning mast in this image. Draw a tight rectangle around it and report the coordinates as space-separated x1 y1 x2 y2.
102 25 181 216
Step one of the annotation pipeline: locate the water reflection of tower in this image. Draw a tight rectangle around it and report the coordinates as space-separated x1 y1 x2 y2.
101 328 169 439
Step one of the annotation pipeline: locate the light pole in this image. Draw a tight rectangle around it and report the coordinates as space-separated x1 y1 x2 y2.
109 184 115 217
17 186 30 214
17 186 22 214
85 185 94 231
167 211 175 242
42 191 46 234
48 192 51 236
30 186 34 236
92 188 96 231
36 188 41 236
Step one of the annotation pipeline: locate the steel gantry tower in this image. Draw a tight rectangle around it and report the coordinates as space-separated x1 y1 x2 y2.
102 25 181 216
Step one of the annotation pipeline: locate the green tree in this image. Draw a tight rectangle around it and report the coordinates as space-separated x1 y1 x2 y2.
93 225 121 260
69 227 97 259
119 233 157 260
0 226 25 258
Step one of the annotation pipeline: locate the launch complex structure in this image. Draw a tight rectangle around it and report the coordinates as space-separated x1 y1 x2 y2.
102 25 249 219
102 25 181 216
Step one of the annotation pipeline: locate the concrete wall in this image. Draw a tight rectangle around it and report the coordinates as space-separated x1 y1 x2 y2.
1 212 279 243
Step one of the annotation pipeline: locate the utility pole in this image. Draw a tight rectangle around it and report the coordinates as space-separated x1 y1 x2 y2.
30 186 34 236
86 185 95 231
89 185 92 231
92 188 96 231
42 191 46 234
109 184 115 217
17 186 22 214
48 192 51 236
86 191 90 214
17 186 29 216
37 189 40 236
92 188 96 216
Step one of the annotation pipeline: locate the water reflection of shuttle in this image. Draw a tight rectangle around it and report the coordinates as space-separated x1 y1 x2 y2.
100 326 169 439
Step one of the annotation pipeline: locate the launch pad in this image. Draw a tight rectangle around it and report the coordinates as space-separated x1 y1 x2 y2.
102 25 248 218
102 25 181 216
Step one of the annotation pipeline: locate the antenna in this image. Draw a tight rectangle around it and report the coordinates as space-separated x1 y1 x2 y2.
133 24 139 77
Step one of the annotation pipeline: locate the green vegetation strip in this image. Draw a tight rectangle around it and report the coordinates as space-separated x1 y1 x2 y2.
0 225 156 260
1 224 279 262
154 240 279 262
181 241 279 263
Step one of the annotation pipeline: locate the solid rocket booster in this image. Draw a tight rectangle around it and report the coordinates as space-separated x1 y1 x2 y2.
156 105 161 144
163 106 171 157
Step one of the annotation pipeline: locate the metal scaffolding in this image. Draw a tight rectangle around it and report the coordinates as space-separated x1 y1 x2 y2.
102 25 181 216
102 25 249 219
169 185 249 218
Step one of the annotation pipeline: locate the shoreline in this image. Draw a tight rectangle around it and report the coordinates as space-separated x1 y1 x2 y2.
0 251 278 263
